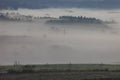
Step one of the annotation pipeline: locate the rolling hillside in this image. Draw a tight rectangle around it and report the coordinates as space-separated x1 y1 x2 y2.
0 0 120 9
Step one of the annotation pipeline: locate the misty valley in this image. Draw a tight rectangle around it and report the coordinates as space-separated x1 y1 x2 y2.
0 0 120 80
0 8 120 65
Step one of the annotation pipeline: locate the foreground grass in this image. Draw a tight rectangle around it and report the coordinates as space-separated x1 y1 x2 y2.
1 64 120 71
1 71 120 80
1 64 120 80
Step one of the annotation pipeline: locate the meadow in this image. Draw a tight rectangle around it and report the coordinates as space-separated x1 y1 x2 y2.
1 64 120 80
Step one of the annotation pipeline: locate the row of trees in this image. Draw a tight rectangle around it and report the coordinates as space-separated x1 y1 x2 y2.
0 12 34 21
47 16 103 24
0 13 10 20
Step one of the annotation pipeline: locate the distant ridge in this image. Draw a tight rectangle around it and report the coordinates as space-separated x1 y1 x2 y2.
0 0 120 9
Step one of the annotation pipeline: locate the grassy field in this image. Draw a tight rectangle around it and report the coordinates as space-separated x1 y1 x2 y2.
1 71 120 80
1 64 120 80
1 64 120 71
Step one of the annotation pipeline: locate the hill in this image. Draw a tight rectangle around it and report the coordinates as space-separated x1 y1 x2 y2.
0 0 120 9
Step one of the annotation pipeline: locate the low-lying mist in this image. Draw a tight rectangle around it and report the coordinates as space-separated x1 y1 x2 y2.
0 8 120 65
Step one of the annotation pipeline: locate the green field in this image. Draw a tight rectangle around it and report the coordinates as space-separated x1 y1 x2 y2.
1 64 120 80
1 64 120 72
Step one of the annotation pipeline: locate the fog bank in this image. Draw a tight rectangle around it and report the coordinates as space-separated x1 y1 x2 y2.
0 8 120 65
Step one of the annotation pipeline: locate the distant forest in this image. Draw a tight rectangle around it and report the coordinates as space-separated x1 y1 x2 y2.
0 0 120 9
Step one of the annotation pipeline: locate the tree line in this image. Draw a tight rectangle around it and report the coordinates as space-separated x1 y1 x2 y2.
47 16 103 24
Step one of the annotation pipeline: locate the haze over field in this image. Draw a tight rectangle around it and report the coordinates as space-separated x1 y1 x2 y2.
0 8 120 65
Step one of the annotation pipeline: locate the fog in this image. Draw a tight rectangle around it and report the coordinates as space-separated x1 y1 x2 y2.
0 8 120 65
